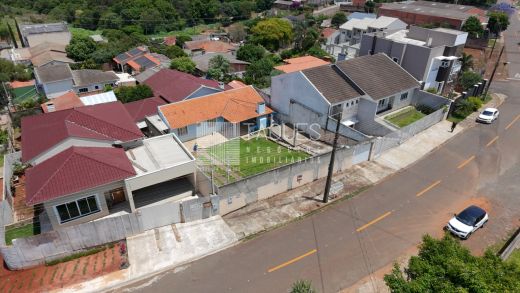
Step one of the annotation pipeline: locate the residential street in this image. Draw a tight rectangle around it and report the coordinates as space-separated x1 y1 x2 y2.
123 84 520 291
119 11 520 292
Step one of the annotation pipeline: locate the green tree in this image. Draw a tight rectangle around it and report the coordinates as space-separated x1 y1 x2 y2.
0 59 32 82
140 9 163 34
244 57 274 88
331 12 347 28
114 84 153 103
98 12 123 29
75 9 100 31
207 55 230 81
293 20 319 52
256 0 275 12
176 34 192 48
170 57 196 73
228 23 247 42
364 1 375 13
66 35 97 61
307 45 332 61
487 12 509 35
459 52 474 72
7 23 18 49
0 23 10 42
237 44 266 63
385 234 520 292
290 280 316 293
460 70 482 90
462 16 484 38
250 18 293 51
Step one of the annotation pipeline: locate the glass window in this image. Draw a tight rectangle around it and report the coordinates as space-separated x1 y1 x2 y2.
55 195 100 223
78 198 90 214
400 92 408 101
66 202 80 218
177 126 188 136
78 88 88 93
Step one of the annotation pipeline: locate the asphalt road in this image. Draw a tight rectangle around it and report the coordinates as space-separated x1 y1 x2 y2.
122 19 520 293
504 1 520 79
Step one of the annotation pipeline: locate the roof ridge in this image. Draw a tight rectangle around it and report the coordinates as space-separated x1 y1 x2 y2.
72 107 141 138
29 148 76 204
73 147 133 173
64 120 113 140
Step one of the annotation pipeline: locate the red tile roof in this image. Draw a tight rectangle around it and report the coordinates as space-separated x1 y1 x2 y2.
159 86 273 129
9 80 35 89
321 27 337 39
227 80 248 89
275 56 330 73
184 40 236 53
25 146 135 205
41 91 84 113
164 36 176 46
124 97 166 122
144 69 231 103
21 102 143 163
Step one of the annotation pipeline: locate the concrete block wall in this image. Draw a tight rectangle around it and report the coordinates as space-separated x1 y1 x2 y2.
217 146 356 216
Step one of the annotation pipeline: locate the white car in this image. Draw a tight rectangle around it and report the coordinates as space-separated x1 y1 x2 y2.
446 205 488 239
477 108 499 123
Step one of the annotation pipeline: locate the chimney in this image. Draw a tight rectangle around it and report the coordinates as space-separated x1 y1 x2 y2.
46 103 55 112
218 81 225 90
257 102 265 114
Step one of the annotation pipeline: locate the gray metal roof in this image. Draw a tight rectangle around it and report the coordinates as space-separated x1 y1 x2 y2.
302 65 364 104
335 54 420 100
34 64 73 84
71 70 119 87
380 2 479 21
20 22 69 35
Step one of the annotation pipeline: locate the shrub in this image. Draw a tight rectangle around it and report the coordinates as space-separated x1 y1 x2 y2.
426 87 438 94
467 96 483 111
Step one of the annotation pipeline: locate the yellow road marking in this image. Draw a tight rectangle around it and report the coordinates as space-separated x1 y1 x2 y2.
416 180 442 197
505 114 520 130
486 136 499 147
356 211 392 232
457 155 475 169
267 249 317 273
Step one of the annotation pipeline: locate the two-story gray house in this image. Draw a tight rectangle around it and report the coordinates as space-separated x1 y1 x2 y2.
359 26 468 94
271 54 424 138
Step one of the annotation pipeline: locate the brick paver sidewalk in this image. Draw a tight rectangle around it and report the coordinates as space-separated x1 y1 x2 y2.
0 243 124 293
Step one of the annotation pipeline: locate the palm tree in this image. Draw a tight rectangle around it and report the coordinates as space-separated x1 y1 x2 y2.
459 53 474 72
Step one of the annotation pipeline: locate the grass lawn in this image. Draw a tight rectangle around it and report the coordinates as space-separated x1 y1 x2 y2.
5 222 41 245
68 27 103 38
507 249 520 267
385 107 426 128
209 137 310 178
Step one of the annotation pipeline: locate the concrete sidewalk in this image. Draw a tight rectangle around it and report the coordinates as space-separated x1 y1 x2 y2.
55 216 237 293
225 94 507 239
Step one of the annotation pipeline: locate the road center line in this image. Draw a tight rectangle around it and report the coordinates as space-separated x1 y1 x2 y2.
505 114 520 130
356 211 392 232
486 136 499 147
267 249 317 273
416 180 442 197
457 155 475 169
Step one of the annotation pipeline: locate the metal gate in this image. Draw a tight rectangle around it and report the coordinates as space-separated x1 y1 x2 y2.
352 142 371 164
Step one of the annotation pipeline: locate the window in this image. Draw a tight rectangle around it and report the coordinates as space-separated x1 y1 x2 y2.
356 99 359 104
392 57 399 63
400 92 409 101
331 104 342 116
94 85 99 90
78 88 88 93
55 195 100 223
177 126 188 136
378 99 386 107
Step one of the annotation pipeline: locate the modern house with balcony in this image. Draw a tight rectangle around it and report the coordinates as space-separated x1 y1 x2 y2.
325 16 406 59
359 26 468 93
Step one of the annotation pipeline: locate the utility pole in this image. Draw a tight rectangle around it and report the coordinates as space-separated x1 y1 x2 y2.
323 112 342 203
484 45 506 98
